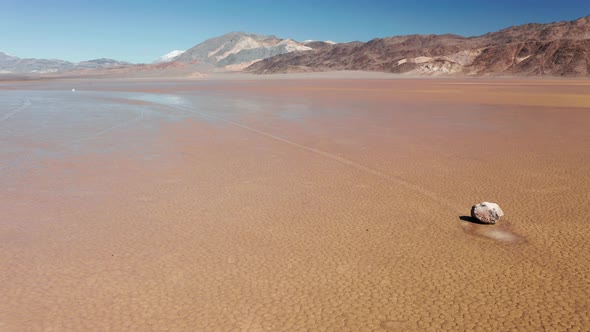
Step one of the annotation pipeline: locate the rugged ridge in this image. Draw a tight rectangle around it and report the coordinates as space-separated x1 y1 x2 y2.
172 32 313 69
247 16 590 76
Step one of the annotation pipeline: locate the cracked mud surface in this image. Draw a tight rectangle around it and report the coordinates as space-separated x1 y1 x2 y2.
1 78 589 330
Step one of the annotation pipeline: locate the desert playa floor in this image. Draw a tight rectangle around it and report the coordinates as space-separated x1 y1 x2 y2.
0 76 589 330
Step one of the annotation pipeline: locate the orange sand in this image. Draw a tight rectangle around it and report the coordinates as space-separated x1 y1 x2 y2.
1 77 589 330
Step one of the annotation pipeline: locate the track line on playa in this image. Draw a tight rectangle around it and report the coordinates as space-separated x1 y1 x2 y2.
2 108 146 175
163 102 462 214
0 99 31 123
77 110 145 142
161 102 586 279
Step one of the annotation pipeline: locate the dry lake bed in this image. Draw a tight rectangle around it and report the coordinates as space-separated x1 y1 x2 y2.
1 77 589 330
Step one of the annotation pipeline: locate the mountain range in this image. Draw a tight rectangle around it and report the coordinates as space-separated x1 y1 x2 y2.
247 16 590 76
169 32 318 70
0 32 324 75
2 15 590 77
0 52 131 74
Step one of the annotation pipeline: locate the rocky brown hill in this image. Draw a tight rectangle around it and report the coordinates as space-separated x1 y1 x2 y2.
247 16 590 76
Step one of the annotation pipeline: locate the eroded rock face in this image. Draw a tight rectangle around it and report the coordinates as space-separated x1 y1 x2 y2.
247 15 590 76
471 202 504 224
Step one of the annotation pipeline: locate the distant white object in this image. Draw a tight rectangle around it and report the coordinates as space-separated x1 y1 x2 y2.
153 50 186 63
72 88 76 92
302 40 337 45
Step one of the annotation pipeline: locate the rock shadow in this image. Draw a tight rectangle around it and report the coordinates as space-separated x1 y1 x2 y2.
459 215 491 225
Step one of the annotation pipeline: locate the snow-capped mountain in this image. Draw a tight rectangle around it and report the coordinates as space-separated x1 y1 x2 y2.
173 32 314 69
153 50 186 63
302 40 337 45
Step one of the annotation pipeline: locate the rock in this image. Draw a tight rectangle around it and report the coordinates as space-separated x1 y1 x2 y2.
471 202 504 224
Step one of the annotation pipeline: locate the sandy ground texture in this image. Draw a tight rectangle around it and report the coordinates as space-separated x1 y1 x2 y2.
0 76 589 331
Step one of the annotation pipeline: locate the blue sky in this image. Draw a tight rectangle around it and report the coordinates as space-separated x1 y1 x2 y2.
1 0 588 63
